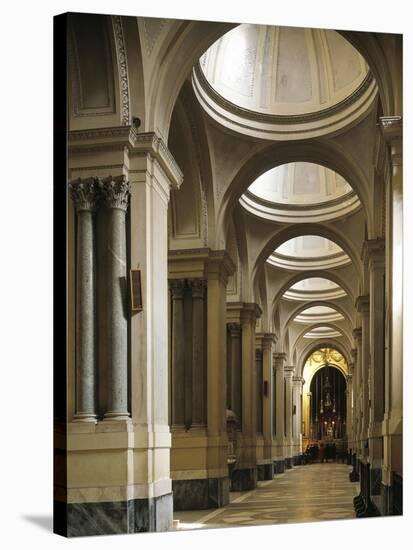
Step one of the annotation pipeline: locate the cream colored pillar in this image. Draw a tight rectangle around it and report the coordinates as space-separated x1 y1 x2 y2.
272 352 286 473
351 341 361 458
292 376 303 460
206 252 235 505
256 333 275 480
284 367 294 468
356 296 370 463
346 371 353 450
380 116 402 513
262 335 275 470
64 127 183 536
364 239 385 488
229 303 261 490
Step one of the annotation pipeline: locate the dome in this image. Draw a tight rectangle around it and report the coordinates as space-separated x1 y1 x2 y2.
199 24 369 117
248 163 353 205
267 236 351 271
240 163 360 223
283 277 347 301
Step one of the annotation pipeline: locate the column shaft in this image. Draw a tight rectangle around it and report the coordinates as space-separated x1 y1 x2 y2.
190 279 206 426
69 177 98 422
101 176 130 420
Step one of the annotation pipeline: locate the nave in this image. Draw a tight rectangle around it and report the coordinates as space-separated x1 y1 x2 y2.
175 463 358 530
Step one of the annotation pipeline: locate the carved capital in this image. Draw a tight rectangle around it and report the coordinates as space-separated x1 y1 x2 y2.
68 176 99 212
362 238 385 270
169 279 185 299
227 322 241 337
284 365 295 378
99 175 130 211
273 352 287 368
353 328 362 344
188 278 206 299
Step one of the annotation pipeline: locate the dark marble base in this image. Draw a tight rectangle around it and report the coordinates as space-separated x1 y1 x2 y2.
54 493 173 537
257 463 274 481
285 457 293 469
231 467 257 491
172 477 229 511
273 460 285 474
293 455 301 466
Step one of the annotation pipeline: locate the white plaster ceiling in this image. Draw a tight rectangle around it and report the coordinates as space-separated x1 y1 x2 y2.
303 326 343 339
200 25 368 116
248 163 353 205
282 278 347 301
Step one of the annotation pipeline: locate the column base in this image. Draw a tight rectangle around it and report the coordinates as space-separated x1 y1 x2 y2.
231 467 257 491
370 467 382 496
172 477 229 511
382 473 402 516
292 455 301 466
285 457 293 469
273 460 285 474
103 412 131 421
72 413 97 423
257 463 274 481
54 493 173 537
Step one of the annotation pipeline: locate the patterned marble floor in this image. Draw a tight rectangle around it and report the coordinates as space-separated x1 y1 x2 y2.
174 463 359 530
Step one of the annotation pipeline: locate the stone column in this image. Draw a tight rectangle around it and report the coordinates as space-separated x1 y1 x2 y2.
364 239 385 490
189 279 207 427
273 352 286 473
262 334 275 475
284 367 294 468
351 343 361 457
227 323 242 424
69 177 99 422
99 176 130 421
231 303 260 490
169 280 186 427
356 295 370 461
292 376 303 461
380 116 402 513
346 372 353 448
205 251 235 506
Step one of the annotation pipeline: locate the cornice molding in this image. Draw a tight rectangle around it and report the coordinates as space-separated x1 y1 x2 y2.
69 127 183 190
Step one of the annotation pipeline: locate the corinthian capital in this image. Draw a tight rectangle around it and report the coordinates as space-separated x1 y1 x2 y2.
68 177 99 212
99 175 130 211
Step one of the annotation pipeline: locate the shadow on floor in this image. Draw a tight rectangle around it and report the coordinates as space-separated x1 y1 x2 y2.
21 515 53 532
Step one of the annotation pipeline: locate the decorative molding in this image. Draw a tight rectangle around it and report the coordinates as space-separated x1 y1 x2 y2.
112 16 130 126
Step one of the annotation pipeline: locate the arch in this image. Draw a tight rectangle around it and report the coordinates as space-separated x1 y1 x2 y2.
253 224 362 286
283 301 354 334
291 322 352 354
299 340 351 375
270 270 355 314
219 139 374 245
338 31 401 116
146 20 237 140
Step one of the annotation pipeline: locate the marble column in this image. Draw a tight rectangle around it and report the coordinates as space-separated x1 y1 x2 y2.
227 323 242 425
189 279 207 427
69 177 99 422
169 279 186 427
284 367 294 468
273 352 286 473
100 175 130 421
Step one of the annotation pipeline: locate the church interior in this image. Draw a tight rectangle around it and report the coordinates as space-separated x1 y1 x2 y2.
55 12 403 537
